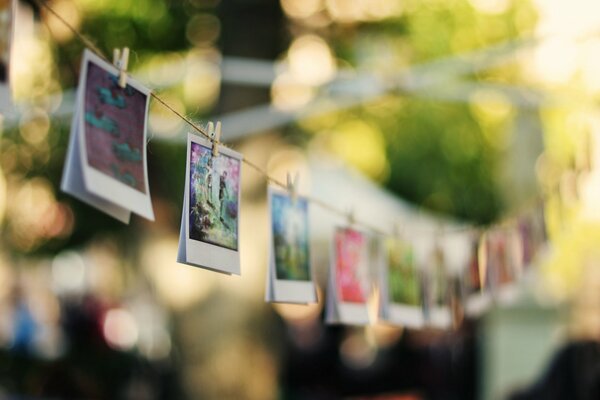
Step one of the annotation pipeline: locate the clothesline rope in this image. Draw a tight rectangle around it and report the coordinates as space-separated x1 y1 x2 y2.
33 0 502 237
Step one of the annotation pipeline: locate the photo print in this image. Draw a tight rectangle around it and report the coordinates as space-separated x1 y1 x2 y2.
189 140 240 250
265 187 316 304
518 206 548 273
463 234 492 316
423 244 451 328
0 0 14 108
378 238 424 328
517 216 536 268
325 227 371 325
488 227 523 305
84 61 147 194
0 0 13 84
177 132 242 275
61 49 154 223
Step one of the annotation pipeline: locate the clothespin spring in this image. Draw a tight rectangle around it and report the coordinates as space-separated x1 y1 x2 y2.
210 121 221 157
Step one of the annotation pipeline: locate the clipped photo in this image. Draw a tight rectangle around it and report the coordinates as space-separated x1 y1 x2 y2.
326 227 371 325
463 235 491 316
517 215 536 268
423 244 451 328
0 0 13 84
265 188 316 304
84 62 147 194
0 0 14 109
487 228 522 305
379 238 424 328
62 49 154 222
178 132 242 275
518 208 547 275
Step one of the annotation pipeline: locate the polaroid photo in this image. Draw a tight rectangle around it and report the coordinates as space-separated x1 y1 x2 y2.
485 233 506 301
463 235 492 317
378 237 425 328
518 207 548 281
529 205 549 266
496 227 523 305
0 0 15 110
177 132 242 275
482 229 522 306
517 215 536 269
265 187 317 304
449 274 465 328
422 245 452 329
61 49 154 222
325 227 371 325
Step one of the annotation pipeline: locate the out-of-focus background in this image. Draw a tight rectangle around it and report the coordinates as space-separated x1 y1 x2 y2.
1 0 600 399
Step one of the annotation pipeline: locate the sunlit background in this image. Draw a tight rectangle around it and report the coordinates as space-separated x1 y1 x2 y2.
1 0 600 399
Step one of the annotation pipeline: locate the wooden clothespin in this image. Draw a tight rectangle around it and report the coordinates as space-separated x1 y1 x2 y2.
206 121 214 138
113 47 130 88
286 171 299 205
211 121 222 157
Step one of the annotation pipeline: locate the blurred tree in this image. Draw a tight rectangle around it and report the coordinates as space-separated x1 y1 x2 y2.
5 0 539 250
286 0 538 224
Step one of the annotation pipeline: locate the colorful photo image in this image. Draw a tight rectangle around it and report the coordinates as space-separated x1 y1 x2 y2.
387 241 420 306
84 61 148 193
0 0 12 83
189 142 240 251
335 228 369 304
271 192 310 281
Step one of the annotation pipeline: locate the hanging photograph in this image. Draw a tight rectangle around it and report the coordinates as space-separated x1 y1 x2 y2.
423 244 451 328
521 205 548 270
517 215 536 268
188 139 240 250
0 0 13 84
379 237 424 328
325 227 371 325
491 227 523 305
83 62 147 194
62 49 154 222
463 234 491 316
177 132 242 275
0 0 14 109
265 187 316 304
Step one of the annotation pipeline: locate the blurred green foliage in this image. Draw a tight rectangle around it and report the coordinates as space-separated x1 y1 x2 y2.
293 0 537 224
4 0 540 255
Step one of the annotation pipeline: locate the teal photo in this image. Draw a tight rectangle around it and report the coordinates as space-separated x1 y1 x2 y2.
271 192 311 281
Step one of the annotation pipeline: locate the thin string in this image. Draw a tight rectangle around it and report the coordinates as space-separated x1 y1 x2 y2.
241 158 287 190
32 0 502 238
36 0 107 63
